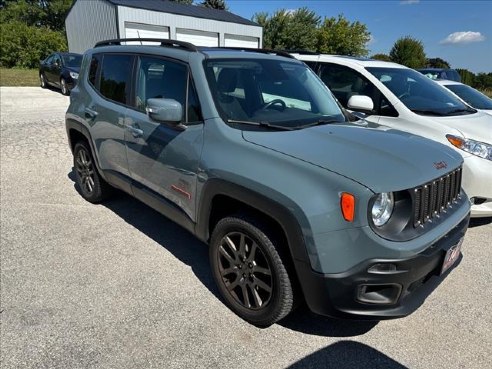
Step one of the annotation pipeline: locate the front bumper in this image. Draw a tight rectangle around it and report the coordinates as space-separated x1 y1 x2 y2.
462 154 492 217
297 214 469 319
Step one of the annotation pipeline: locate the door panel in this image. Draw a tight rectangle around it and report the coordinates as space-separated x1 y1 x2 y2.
87 53 134 180
124 22 170 45
176 29 218 47
125 56 204 221
224 34 259 48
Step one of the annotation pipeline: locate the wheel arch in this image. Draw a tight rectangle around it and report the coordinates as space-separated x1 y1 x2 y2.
196 179 310 266
66 118 104 174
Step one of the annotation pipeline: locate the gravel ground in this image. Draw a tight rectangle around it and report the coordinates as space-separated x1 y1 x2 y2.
1 87 491 369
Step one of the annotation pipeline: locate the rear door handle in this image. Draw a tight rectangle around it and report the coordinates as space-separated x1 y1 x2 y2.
84 108 98 120
127 124 143 138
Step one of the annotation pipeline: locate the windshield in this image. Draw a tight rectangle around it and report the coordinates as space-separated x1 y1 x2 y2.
445 84 492 110
367 67 475 116
62 54 82 68
204 59 346 129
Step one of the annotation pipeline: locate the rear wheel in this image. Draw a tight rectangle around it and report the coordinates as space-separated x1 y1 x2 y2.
60 77 69 95
73 142 112 203
209 215 294 327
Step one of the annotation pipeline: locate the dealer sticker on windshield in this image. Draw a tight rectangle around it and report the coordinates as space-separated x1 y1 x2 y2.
441 237 464 275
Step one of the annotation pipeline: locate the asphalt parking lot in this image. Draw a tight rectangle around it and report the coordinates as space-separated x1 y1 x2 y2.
1 86 491 369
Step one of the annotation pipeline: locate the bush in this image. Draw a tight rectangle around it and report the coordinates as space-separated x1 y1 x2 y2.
0 22 67 68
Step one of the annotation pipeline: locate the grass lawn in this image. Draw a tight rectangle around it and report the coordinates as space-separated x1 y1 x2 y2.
0 68 39 87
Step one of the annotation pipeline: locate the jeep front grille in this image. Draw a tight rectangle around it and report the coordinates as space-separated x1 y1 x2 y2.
413 167 462 227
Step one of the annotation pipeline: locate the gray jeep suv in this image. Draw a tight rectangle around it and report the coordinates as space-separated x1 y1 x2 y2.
66 39 470 327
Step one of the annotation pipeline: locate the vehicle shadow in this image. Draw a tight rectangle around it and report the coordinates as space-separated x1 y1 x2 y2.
67 169 219 297
469 217 492 228
279 306 378 337
286 341 408 369
69 169 376 337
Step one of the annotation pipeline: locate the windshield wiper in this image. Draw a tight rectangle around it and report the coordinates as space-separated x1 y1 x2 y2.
294 119 342 129
411 109 447 116
445 108 476 115
228 119 294 131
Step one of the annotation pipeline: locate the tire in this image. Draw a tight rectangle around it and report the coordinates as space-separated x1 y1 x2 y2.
209 215 294 327
60 77 69 95
73 141 112 203
40 73 47 88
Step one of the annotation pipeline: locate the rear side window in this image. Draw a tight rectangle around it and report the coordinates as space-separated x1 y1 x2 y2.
99 54 133 105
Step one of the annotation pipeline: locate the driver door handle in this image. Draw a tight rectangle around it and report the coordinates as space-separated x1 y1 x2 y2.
127 124 143 138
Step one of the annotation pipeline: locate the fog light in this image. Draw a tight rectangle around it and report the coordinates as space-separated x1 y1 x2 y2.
357 284 402 305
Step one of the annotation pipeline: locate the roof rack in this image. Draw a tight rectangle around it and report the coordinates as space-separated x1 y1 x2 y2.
94 38 198 52
204 47 296 59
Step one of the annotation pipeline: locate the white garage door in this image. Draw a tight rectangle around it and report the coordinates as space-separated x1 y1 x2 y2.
124 22 169 45
224 34 259 48
176 29 218 47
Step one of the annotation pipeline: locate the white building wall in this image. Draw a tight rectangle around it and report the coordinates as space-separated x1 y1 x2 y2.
65 0 118 53
116 6 262 48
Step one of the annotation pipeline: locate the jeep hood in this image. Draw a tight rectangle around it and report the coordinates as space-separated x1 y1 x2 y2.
242 123 463 193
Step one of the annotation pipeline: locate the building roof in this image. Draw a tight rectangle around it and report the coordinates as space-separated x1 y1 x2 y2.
106 0 259 26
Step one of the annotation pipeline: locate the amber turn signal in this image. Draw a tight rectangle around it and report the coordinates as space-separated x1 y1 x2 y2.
446 134 464 149
340 192 355 222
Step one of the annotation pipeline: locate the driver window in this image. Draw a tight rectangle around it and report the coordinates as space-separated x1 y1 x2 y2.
319 63 397 117
135 56 201 124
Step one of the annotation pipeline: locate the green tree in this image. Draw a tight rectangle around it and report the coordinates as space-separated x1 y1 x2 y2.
0 21 67 68
284 8 320 51
473 73 492 90
0 0 72 31
253 10 291 50
371 53 391 61
389 36 426 68
426 57 450 69
200 0 227 10
456 68 475 86
316 15 371 56
253 8 320 51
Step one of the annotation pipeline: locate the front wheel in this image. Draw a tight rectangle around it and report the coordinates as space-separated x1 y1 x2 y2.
60 77 69 95
209 215 294 327
40 73 47 88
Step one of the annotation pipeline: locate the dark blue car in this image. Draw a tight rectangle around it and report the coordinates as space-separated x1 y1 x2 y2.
39 52 82 95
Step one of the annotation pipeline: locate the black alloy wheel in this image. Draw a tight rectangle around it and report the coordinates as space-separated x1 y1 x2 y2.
73 142 111 203
218 231 274 310
210 215 294 327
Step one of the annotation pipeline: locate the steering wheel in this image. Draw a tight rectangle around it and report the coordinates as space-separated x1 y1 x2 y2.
261 99 287 111
398 92 410 99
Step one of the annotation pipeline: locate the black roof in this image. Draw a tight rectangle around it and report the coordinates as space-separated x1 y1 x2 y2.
106 0 258 26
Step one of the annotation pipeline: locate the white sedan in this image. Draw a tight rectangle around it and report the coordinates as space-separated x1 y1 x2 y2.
435 79 492 116
293 53 492 217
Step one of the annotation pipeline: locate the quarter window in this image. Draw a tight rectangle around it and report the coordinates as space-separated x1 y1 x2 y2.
99 54 133 105
88 54 102 88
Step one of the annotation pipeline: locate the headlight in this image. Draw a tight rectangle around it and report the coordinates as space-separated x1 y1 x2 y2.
372 192 394 227
69 71 79 79
446 134 492 161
